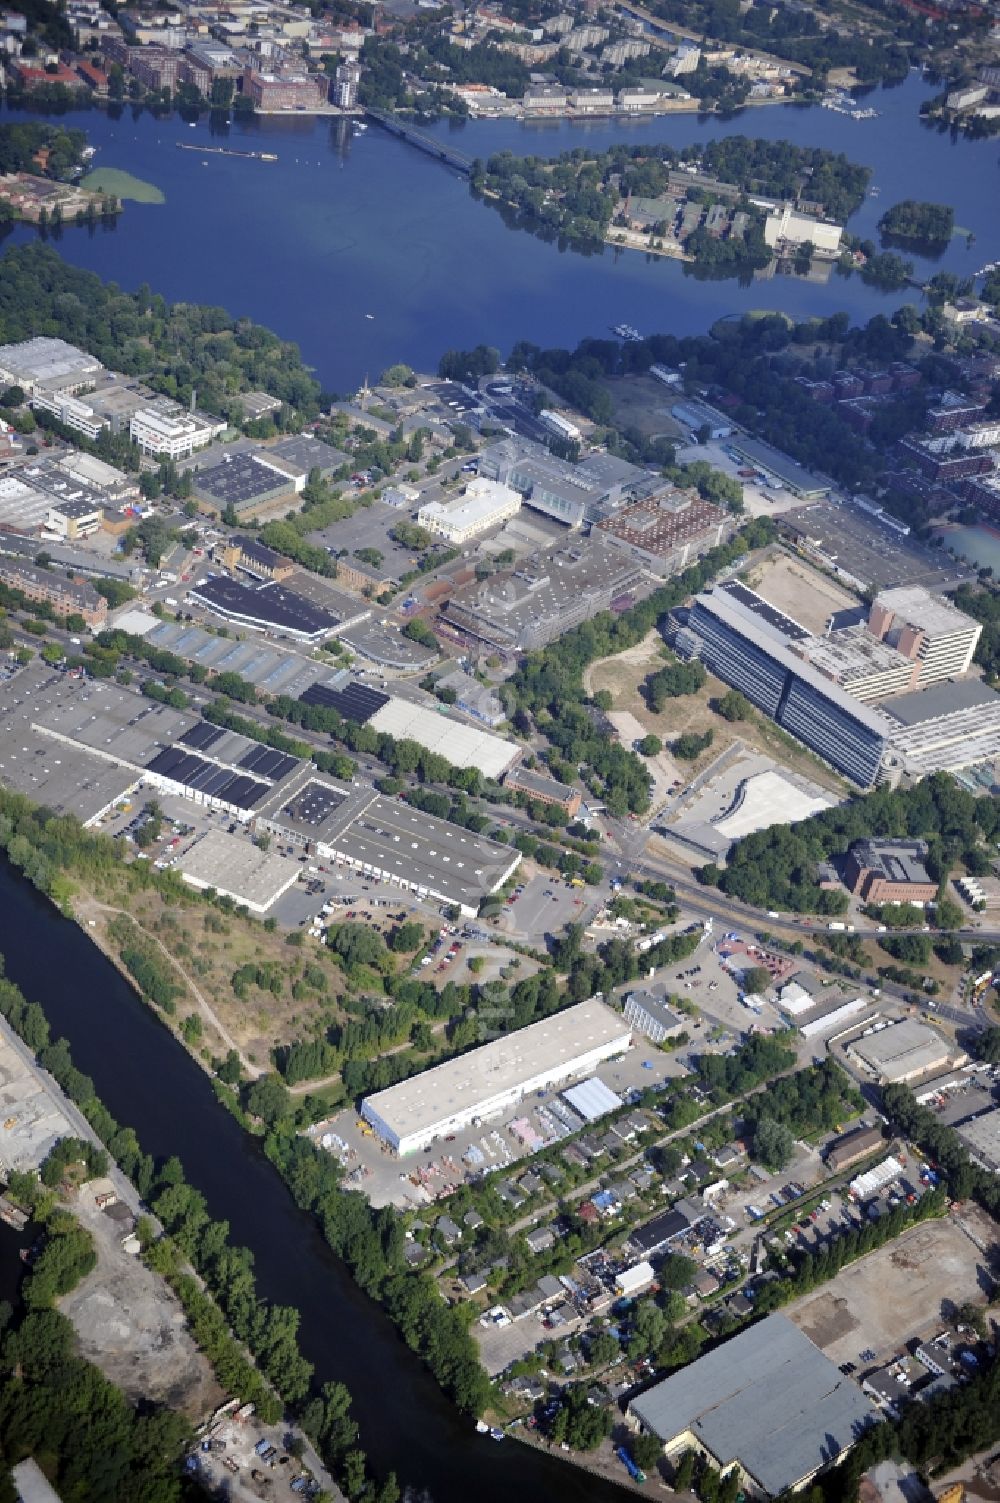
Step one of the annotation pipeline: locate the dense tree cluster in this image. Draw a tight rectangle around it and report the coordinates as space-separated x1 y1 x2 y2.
878 199 955 247
0 245 323 420
644 659 707 711
710 773 1000 913
473 136 869 260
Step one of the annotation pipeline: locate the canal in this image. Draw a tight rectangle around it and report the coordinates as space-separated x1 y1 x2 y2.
2 71 997 390
0 858 630 1503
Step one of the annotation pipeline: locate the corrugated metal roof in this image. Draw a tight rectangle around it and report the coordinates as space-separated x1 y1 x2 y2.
629 1314 877 1495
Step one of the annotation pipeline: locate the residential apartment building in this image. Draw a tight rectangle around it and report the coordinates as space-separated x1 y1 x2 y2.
241 67 329 111
0 557 107 625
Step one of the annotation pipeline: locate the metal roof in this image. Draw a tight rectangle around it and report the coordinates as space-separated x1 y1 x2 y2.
629 1314 878 1495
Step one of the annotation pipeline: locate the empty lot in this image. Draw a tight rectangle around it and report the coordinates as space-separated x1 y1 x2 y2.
788 1212 997 1368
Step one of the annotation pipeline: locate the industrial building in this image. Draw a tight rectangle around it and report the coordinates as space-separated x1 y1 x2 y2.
764 204 843 254
360 997 631 1154
798 996 869 1039
844 839 936 904
726 438 830 499
669 399 734 440
824 1124 884 1173
114 613 351 699
793 627 919 704
0 336 102 397
868 588 981 688
192 452 295 515
297 670 520 779
595 490 734 577
365 696 519 780
255 776 520 916
187 576 340 643
129 399 226 459
441 536 646 653
477 437 655 528
627 1313 878 1497
682 582 890 787
175 829 301 912
417 477 521 544
846 1020 965 1085
622 989 686 1044
956 1107 1000 1174
0 666 519 913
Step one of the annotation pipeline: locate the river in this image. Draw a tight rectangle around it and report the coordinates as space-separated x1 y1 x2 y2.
2 71 997 391
0 858 633 1502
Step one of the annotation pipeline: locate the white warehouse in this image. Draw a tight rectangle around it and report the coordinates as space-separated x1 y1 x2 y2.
361 997 632 1155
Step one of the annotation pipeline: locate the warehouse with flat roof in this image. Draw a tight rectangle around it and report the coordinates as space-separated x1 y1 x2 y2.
846 1019 965 1084
187 576 339 643
727 438 830 499
627 1313 878 1497
174 829 301 912
361 997 632 1154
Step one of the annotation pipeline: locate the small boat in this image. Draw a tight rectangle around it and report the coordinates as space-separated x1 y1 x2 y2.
475 1421 489 1434
490 1428 504 1441
189 122 197 128
365 313 375 320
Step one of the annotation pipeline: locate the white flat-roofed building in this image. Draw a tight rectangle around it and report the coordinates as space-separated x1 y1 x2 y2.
175 828 301 913
31 388 107 440
417 476 521 544
367 697 519 779
799 996 868 1039
130 399 226 459
361 997 632 1154
764 204 843 255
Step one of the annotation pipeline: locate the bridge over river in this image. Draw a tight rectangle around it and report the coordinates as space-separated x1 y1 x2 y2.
365 108 474 174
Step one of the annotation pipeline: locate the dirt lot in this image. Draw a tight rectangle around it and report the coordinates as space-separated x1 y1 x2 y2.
744 553 858 636
787 1211 998 1368
584 631 846 793
598 374 689 441
63 1183 222 1419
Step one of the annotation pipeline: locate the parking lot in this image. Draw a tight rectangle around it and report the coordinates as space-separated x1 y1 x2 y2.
496 872 590 940
306 500 433 587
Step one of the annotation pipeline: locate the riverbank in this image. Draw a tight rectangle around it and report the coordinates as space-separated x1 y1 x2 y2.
0 858 630 1503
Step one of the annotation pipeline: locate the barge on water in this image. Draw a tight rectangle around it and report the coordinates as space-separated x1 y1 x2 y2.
176 143 278 161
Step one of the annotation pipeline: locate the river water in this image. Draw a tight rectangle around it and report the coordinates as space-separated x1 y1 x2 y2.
2 72 997 390
0 859 630 1502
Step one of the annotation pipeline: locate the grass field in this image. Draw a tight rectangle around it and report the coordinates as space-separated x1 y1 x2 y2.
585 630 847 792
81 167 165 203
